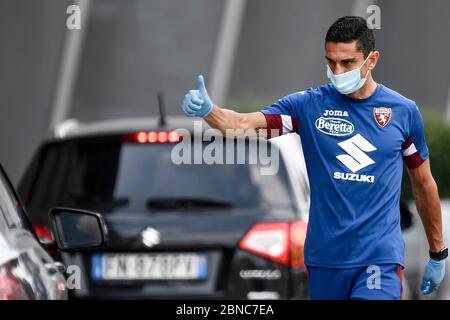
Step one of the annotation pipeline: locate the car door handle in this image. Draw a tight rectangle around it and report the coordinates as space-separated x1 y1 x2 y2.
45 262 66 274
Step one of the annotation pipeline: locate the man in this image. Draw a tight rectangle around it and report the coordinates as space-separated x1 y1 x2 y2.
181 16 447 300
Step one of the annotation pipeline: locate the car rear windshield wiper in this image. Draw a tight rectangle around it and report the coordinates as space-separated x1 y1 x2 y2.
68 195 129 211
146 197 233 211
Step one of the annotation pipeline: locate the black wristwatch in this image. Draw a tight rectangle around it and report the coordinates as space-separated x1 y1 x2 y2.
429 247 448 261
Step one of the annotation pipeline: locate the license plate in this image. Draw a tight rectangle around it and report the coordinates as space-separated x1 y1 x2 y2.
91 253 208 280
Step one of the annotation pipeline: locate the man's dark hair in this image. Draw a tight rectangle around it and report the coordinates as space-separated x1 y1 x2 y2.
325 16 375 58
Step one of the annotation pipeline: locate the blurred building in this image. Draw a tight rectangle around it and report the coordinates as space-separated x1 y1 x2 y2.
1 0 450 183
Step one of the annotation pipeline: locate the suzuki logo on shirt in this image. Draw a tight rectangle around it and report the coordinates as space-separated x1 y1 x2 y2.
334 134 377 183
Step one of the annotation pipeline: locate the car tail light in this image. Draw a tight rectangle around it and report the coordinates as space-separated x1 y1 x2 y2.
0 266 23 300
33 225 54 244
240 222 290 265
239 220 307 268
123 131 182 144
290 220 307 268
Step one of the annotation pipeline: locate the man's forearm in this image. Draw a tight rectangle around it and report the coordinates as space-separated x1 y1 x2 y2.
204 105 266 136
413 177 444 252
204 106 239 133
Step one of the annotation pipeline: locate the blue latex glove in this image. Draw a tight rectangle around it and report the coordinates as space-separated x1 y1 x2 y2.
421 258 446 295
181 75 213 117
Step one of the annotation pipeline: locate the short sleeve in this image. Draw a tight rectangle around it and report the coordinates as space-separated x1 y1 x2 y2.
260 92 304 139
402 104 429 169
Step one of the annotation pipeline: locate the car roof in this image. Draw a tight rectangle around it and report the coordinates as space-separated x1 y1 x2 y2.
50 116 213 141
40 118 310 217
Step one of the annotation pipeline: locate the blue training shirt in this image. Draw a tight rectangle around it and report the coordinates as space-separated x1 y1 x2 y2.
261 83 429 268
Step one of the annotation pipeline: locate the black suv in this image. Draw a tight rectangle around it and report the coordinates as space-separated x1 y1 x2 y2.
18 117 310 299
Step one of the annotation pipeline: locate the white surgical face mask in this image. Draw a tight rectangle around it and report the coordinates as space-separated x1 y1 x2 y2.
327 52 372 95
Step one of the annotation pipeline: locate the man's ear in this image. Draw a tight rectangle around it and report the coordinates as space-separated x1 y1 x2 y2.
368 51 380 70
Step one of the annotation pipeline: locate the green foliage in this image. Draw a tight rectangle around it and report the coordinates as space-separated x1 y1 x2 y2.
228 95 276 113
402 111 450 199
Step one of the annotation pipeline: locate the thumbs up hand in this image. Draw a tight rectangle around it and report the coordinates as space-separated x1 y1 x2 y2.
182 75 213 117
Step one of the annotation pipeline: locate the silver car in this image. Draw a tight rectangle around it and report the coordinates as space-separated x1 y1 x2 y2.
0 165 67 300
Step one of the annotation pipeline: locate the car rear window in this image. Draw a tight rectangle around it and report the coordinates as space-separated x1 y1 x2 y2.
19 135 294 216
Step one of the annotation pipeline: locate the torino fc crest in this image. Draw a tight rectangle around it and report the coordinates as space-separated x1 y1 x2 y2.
373 107 392 128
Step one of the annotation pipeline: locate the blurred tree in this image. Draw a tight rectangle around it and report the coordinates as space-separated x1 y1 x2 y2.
402 111 450 199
